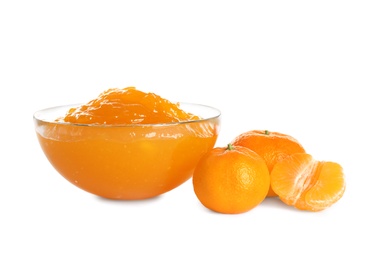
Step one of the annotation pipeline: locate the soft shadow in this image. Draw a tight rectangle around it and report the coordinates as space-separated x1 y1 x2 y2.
260 196 299 211
95 194 163 205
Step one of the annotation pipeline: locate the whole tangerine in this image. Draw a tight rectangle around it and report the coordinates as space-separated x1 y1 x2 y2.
231 130 306 197
192 144 270 214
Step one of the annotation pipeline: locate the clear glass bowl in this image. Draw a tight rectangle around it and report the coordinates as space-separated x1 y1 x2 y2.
33 103 221 200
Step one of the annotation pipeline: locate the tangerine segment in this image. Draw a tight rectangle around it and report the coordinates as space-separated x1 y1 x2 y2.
303 162 346 211
271 153 345 211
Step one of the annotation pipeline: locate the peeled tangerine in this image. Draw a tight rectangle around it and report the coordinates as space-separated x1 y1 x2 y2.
270 153 346 212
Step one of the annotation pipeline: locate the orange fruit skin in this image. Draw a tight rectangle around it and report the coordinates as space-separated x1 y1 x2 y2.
271 153 346 211
231 130 306 197
192 144 270 214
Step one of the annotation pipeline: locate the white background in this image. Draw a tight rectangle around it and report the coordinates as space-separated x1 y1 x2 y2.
1 0 378 259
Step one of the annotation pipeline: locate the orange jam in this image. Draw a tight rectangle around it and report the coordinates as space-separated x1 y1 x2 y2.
61 87 200 125
35 87 220 200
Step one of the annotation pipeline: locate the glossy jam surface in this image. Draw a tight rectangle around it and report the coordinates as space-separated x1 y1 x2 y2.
35 88 220 200
61 87 200 125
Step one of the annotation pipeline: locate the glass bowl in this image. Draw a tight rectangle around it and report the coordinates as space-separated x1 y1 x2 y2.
33 103 221 200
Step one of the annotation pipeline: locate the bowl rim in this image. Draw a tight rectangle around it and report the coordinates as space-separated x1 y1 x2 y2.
33 102 221 128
